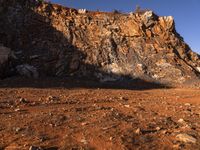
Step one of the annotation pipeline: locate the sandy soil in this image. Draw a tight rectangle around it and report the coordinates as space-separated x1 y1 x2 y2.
0 78 200 150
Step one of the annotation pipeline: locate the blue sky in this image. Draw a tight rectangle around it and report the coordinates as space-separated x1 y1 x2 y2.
51 0 200 54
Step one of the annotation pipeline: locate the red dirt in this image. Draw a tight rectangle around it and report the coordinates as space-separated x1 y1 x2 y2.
0 78 200 150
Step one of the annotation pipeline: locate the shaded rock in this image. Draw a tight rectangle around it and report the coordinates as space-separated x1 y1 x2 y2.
16 64 39 78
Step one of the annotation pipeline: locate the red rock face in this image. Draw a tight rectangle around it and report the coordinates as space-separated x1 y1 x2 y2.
0 0 199 85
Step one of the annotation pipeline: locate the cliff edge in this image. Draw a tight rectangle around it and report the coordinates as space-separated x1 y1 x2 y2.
0 0 200 86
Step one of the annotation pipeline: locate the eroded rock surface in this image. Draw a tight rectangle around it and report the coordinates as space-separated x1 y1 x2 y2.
0 0 199 85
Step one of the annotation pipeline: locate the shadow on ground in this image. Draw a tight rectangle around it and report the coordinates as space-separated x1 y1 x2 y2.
0 77 170 90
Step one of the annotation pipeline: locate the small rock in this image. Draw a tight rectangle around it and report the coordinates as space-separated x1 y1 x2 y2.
178 118 185 124
81 122 88 126
173 144 182 149
119 96 128 101
46 96 59 102
176 133 197 143
14 108 21 112
29 146 43 150
19 98 28 103
124 105 130 108
135 128 141 135
156 127 161 131
15 127 21 132
161 130 168 134
185 103 191 106
80 138 88 145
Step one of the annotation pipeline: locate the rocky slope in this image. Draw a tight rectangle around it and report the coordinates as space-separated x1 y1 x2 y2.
0 0 200 85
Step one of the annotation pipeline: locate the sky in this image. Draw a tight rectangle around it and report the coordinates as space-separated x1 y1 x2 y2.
51 0 200 54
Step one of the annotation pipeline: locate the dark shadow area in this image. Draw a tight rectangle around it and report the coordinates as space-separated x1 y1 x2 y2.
0 77 170 90
0 0 171 90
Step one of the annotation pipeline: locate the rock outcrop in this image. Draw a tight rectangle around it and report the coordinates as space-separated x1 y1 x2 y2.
0 0 200 85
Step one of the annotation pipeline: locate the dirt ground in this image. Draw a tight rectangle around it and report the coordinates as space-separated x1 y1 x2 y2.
0 78 200 150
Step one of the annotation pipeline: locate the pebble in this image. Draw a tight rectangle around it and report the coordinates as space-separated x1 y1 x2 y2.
135 128 141 135
184 103 191 106
80 138 88 145
15 127 21 132
178 118 185 124
156 127 161 131
81 122 88 126
19 98 28 103
29 146 43 150
176 133 197 143
124 105 130 108
46 96 59 102
161 130 168 134
119 96 128 101
14 108 21 112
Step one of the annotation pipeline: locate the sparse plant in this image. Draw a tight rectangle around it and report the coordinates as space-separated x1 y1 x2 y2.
113 9 121 14
134 5 150 15
135 5 141 13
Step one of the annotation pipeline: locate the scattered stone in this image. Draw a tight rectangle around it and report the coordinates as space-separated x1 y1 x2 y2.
135 128 141 135
185 103 191 106
15 127 21 132
19 98 28 103
156 127 161 131
124 105 130 108
119 96 128 101
176 133 197 144
80 138 88 145
29 146 43 150
178 118 185 124
46 96 59 102
81 122 88 126
14 108 21 112
161 130 169 134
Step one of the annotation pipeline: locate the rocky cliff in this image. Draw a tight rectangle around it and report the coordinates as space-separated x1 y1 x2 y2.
0 0 200 85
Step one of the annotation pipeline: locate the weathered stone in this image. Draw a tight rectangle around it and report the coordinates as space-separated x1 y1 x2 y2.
16 64 39 78
197 67 200 72
78 9 87 14
142 11 156 28
176 133 197 143
159 16 174 31
29 146 43 150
